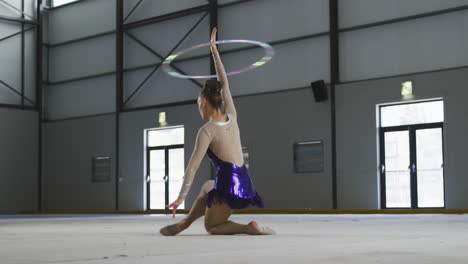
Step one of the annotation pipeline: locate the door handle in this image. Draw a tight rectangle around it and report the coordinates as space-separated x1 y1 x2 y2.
146 176 150 182
408 163 416 173
380 164 385 174
163 175 169 182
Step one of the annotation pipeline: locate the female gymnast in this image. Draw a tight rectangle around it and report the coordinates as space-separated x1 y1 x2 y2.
160 27 274 236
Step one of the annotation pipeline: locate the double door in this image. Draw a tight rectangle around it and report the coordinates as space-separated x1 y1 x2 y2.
380 123 444 209
146 145 184 210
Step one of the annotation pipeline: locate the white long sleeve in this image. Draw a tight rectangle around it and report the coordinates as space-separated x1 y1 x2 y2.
212 50 237 117
178 127 212 199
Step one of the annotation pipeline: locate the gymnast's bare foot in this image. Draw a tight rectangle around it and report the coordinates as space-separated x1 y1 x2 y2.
246 221 276 235
160 220 190 236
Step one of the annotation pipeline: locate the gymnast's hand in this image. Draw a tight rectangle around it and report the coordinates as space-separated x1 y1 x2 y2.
210 27 218 53
166 197 184 218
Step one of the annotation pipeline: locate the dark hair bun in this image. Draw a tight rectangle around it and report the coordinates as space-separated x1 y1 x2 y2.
201 79 223 110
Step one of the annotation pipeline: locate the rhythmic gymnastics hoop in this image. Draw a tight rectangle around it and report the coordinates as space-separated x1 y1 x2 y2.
162 39 274 79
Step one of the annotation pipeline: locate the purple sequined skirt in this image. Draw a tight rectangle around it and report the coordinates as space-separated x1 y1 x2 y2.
206 148 264 209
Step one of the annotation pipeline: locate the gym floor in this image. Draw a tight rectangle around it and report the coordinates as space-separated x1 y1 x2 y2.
1 214 467 263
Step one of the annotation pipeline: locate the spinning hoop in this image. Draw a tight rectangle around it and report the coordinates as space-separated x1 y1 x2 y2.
162 39 274 79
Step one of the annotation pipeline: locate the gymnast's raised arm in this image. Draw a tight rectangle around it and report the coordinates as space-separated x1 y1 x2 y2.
210 27 237 117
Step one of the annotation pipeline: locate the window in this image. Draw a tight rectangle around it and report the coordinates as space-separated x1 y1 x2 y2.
293 141 324 173
380 100 444 127
52 0 81 7
92 156 111 183
147 126 184 147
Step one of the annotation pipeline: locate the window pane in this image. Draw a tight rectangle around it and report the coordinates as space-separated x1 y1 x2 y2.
168 148 185 210
384 131 411 208
381 101 444 127
385 171 411 208
53 0 80 7
416 128 444 208
417 171 444 208
148 127 184 147
149 150 165 210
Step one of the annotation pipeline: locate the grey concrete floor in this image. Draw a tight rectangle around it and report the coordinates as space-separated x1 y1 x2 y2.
0 214 467 264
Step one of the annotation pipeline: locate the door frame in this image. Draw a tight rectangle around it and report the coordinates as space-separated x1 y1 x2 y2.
146 144 184 210
379 122 445 209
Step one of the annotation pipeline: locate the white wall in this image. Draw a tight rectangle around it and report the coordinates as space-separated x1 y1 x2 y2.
44 0 115 119
121 0 330 109
340 10 468 82
0 0 37 106
339 0 468 28
40 0 468 211
43 114 116 211
0 1 39 213
124 0 207 24
0 109 38 213
336 67 468 209
47 0 115 44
